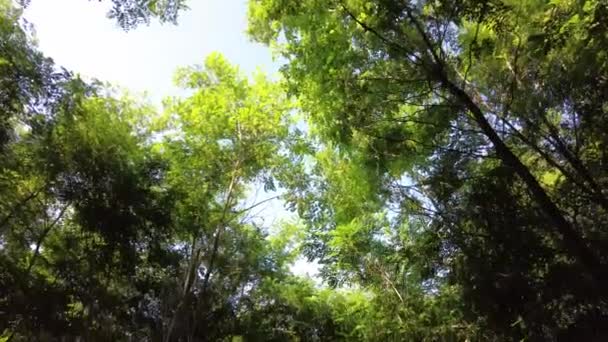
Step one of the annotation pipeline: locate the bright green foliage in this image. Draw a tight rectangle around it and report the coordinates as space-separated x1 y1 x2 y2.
153 52 297 340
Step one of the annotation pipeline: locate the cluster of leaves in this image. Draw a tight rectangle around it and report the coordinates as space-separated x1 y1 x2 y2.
17 0 188 29
104 0 189 29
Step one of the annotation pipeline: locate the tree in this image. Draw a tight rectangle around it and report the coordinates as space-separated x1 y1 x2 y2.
0 4 307 339
155 52 299 341
248 0 608 338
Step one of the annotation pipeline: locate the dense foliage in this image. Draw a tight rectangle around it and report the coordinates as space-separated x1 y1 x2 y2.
2 0 608 340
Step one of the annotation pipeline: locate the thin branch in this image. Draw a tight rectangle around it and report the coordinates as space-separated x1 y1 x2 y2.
463 20 482 86
500 118 593 194
404 5 445 76
236 194 282 214
339 1 424 66
189 154 243 340
26 203 69 277
0 185 45 235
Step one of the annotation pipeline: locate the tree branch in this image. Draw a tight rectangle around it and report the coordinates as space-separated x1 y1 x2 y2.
26 203 69 278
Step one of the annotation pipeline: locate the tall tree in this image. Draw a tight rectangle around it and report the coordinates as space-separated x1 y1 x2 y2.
248 0 608 338
156 52 298 341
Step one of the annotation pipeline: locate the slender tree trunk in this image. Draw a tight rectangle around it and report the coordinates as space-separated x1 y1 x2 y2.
401 6 605 285
543 119 608 210
164 235 201 342
188 166 240 340
443 79 604 283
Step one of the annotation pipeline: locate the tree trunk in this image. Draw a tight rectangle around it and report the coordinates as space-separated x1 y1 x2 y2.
443 79 604 284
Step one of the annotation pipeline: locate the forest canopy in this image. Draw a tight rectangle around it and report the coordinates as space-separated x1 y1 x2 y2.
1 0 608 340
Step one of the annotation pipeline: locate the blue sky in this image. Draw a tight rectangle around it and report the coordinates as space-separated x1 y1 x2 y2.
24 0 281 104
23 0 319 279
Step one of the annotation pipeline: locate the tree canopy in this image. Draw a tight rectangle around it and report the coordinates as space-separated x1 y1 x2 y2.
2 0 608 340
